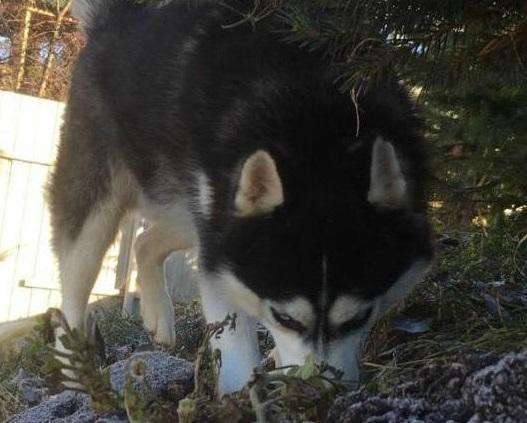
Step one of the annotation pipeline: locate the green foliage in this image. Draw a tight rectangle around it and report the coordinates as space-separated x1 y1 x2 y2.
0 318 52 422
247 354 346 422
0 332 49 383
426 85 527 220
364 215 527 395
0 313 56 391
141 0 527 222
228 1 525 91
175 314 346 422
177 314 234 422
48 308 179 421
47 312 122 413
433 210 527 285
231 0 527 219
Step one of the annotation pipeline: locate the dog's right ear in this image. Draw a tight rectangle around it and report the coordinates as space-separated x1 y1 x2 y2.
367 137 409 209
235 151 284 217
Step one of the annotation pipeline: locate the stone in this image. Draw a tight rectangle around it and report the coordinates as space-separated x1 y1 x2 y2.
9 351 194 423
462 351 527 422
8 391 92 423
109 351 194 400
327 350 527 422
9 368 49 406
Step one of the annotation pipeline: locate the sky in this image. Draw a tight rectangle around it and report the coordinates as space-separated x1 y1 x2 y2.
0 36 11 61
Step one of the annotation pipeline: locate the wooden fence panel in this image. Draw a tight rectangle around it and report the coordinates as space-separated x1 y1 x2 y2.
0 91 121 323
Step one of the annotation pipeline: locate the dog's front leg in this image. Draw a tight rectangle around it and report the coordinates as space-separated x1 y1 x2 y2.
135 222 195 346
198 274 261 395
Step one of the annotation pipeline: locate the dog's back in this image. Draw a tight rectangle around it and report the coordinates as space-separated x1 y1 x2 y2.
51 1 426 222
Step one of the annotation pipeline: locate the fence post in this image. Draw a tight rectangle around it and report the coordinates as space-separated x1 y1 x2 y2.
117 215 140 316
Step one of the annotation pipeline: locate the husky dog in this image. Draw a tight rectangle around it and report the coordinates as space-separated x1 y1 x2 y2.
48 0 434 394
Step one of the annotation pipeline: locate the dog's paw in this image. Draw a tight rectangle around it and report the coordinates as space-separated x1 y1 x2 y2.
141 295 175 347
152 312 176 346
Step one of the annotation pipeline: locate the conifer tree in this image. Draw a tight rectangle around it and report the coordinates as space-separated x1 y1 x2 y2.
232 0 527 220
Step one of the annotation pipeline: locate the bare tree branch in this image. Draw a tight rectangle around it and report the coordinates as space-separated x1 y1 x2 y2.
38 0 72 97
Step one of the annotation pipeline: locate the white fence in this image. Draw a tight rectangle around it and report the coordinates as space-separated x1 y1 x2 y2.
0 90 199 325
0 91 122 323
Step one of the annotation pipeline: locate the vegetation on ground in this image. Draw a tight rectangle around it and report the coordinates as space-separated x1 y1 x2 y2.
1 208 525 421
364 209 527 395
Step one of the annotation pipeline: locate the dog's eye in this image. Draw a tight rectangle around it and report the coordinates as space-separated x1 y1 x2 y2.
271 307 306 333
335 306 373 335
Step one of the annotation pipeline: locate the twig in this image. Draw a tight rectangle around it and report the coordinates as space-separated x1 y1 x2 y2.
38 0 72 97
248 369 269 423
15 8 32 90
351 87 360 138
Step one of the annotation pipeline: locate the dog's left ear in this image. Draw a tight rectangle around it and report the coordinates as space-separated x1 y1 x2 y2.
367 137 409 209
235 150 284 217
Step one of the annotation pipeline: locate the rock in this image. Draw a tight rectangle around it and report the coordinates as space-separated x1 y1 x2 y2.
8 391 92 423
9 351 194 423
9 368 49 406
106 345 134 363
327 392 432 423
328 350 527 422
8 390 127 423
462 350 527 422
109 351 194 401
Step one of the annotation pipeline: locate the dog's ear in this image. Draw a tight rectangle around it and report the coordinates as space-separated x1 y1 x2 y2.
235 150 284 217
367 137 409 209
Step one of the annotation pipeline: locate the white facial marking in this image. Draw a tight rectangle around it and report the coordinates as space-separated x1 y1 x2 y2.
263 297 315 331
268 311 368 390
328 295 371 327
197 172 213 217
260 260 430 391
269 327 311 367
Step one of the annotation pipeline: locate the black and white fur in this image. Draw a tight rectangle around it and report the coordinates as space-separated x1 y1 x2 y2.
49 0 434 394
